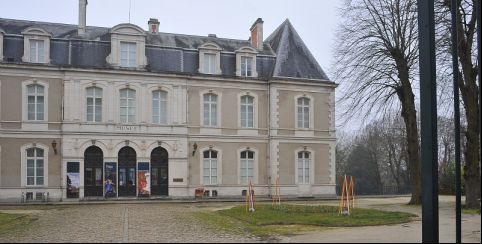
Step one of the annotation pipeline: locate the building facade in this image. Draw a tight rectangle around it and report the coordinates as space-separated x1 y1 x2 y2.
0 1 336 202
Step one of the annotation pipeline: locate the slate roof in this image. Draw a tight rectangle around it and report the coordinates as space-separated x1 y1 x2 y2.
0 18 331 82
266 19 329 80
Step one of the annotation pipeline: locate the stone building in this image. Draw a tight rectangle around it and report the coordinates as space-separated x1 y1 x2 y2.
0 0 336 202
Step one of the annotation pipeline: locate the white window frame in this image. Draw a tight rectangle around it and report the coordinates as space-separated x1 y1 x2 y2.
235 46 258 77
200 147 222 186
237 148 259 185
86 86 103 123
294 148 315 185
238 92 259 129
152 89 168 124
200 90 222 128
120 41 137 68
20 143 49 187
240 56 254 77
22 80 49 123
119 88 137 124
21 27 51 64
29 39 45 63
203 53 216 74
198 43 222 75
0 28 5 61
106 24 147 69
294 94 314 130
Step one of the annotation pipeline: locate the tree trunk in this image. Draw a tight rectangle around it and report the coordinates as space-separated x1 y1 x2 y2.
395 55 422 205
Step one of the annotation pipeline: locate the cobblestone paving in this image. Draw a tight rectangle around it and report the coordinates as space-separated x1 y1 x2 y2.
0 203 263 243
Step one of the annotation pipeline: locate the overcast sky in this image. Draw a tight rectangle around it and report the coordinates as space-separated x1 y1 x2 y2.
0 0 340 76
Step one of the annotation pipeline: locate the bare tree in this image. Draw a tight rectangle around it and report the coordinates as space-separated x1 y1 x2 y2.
438 0 480 209
334 0 422 204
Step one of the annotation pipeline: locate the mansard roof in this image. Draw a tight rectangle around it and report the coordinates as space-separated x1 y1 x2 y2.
266 19 330 81
0 18 332 83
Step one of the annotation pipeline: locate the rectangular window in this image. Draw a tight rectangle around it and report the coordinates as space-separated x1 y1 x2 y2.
26 148 45 186
240 151 255 184
203 53 216 74
120 42 137 68
27 84 45 121
240 95 254 128
203 93 218 127
86 87 102 122
152 90 168 124
241 56 253 77
297 98 310 129
120 89 136 123
203 150 218 185
29 39 44 63
298 151 310 184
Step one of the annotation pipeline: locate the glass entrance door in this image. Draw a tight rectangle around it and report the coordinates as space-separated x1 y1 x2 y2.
151 147 168 196
118 146 136 197
84 146 103 197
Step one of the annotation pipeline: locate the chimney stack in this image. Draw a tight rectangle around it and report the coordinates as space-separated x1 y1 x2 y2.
250 18 264 50
148 18 160 34
78 0 87 36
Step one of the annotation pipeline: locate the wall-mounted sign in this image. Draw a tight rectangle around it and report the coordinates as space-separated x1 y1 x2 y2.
67 162 80 198
137 162 150 197
104 162 117 198
173 178 184 182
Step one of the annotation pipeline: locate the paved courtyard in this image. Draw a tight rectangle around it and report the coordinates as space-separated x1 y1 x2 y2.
0 196 480 243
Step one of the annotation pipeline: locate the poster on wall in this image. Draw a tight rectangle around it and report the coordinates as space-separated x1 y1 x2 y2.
104 162 117 198
67 162 80 198
137 162 150 197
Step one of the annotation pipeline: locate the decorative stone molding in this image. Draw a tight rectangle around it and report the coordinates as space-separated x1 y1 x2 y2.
21 27 52 64
106 23 148 69
235 46 258 77
198 42 222 75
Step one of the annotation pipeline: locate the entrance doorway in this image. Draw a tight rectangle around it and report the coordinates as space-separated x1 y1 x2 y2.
84 146 103 197
118 146 136 197
151 147 168 196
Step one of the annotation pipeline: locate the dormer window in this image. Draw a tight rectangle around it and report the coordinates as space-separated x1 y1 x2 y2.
29 40 45 63
203 53 216 74
120 42 137 68
235 47 258 77
198 43 222 75
241 56 253 77
21 27 51 64
106 24 147 69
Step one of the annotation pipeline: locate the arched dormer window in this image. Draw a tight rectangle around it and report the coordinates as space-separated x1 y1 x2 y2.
235 46 258 77
106 24 147 69
21 27 52 64
198 43 222 75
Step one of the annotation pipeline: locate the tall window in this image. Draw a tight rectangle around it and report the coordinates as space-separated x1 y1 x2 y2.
120 88 136 123
240 56 253 77
240 95 254 128
120 42 137 68
26 148 44 186
297 97 310 128
152 90 168 124
203 53 216 74
203 150 218 185
203 93 218 127
297 151 310 184
240 150 254 184
29 39 44 63
27 84 44 121
86 87 102 122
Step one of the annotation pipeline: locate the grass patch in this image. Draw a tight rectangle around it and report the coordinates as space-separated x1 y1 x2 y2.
0 213 36 236
462 208 481 215
195 204 416 237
